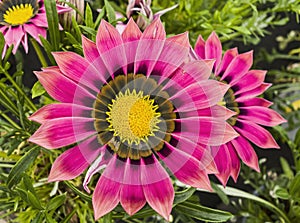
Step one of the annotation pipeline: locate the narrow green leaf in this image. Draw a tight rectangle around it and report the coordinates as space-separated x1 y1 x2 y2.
290 173 300 197
45 212 57 223
64 181 91 202
295 128 300 147
0 32 5 58
212 182 230 205
85 3 94 28
72 16 82 41
280 157 294 179
273 186 290 200
46 194 66 211
39 36 56 65
32 81 46 99
27 191 44 210
94 7 106 29
176 202 233 222
104 0 116 23
79 25 97 37
7 147 40 189
61 208 76 223
174 187 196 205
31 212 44 223
44 0 60 50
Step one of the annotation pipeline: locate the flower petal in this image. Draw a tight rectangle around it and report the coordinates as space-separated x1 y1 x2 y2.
239 106 286 126
238 98 273 107
28 117 96 149
28 103 92 124
212 144 231 186
216 48 238 76
234 119 279 148
205 32 222 71
93 155 124 220
141 155 174 220
48 136 101 182
5 26 24 54
227 142 241 182
231 136 260 172
120 159 146 215
23 23 46 45
194 35 205 59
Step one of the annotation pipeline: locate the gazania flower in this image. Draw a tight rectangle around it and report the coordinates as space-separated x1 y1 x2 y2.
29 19 238 220
0 0 70 55
193 32 286 186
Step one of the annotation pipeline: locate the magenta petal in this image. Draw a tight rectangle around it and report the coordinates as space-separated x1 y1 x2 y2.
232 70 266 94
48 136 101 182
194 35 205 59
120 160 146 215
159 142 212 191
5 26 24 54
34 69 96 104
141 155 174 220
221 51 253 83
227 142 241 182
93 155 124 220
239 106 286 126
212 145 231 186
238 97 273 108
28 117 96 149
234 119 279 148
182 60 214 82
231 136 260 172
82 35 100 63
174 117 238 146
235 83 272 102
31 13 48 27
205 32 222 71
23 23 46 44
28 103 92 124
141 18 166 40
122 18 142 42
52 52 104 92
216 48 238 76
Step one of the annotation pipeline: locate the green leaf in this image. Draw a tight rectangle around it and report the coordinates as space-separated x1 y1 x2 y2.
295 128 300 147
212 182 229 205
46 194 66 211
27 191 44 210
85 3 94 28
273 186 290 200
39 36 56 65
44 0 60 51
45 212 57 223
175 202 233 222
31 81 46 99
280 157 294 179
72 16 82 41
0 32 5 58
104 0 116 23
290 173 300 197
174 187 196 205
7 147 40 189
31 212 44 223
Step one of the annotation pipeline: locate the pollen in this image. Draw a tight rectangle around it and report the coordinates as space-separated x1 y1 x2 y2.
106 89 161 144
3 4 34 25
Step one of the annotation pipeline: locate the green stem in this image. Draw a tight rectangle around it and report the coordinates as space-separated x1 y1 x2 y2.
1 66 37 111
30 38 48 68
0 112 21 129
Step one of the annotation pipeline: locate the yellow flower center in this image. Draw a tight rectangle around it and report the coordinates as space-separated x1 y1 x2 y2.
3 4 34 25
106 89 161 144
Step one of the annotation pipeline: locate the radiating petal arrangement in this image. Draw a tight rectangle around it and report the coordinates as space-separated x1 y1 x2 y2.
28 18 241 220
193 32 286 186
0 0 70 55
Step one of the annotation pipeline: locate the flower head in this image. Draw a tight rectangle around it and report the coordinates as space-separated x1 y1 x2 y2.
193 32 286 186
0 0 70 55
29 19 237 220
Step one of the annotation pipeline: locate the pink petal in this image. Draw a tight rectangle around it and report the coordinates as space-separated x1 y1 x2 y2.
48 136 101 182
212 144 231 186
93 155 124 220
216 48 238 76
231 136 260 172
82 35 100 63
5 26 24 54
221 51 253 83
181 59 215 82
34 69 96 105
134 18 166 76
234 119 279 148
28 117 96 149
141 155 174 220
30 13 48 27
169 80 229 111
23 24 46 45
159 142 212 191
235 83 272 102
56 4 72 14
120 159 146 215
227 142 241 182
156 32 190 83
239 106 286 126
52 52 105 92
194 35 205 59
205 32 222 71
96 20 126 76
22 32 28 53
231 70 266 94
238 97 273 107
173 117 238 146
28 103 92 124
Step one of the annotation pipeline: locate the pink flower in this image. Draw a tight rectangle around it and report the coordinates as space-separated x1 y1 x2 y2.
193 32 286 186
29 19 237 220
0 0 70 55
